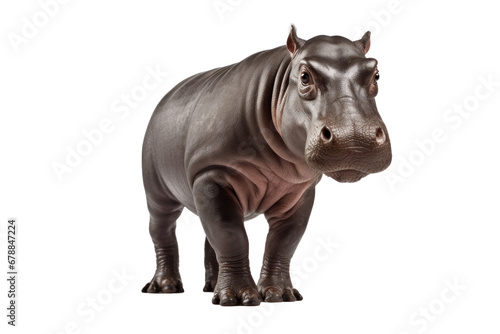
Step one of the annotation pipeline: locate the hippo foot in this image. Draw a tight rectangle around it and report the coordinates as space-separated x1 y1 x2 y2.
142 272 184 293
258 274 303 302
203 278 217 292
203 264 218 292
212 273 261 306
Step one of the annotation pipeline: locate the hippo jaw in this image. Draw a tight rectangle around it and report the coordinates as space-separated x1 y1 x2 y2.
325 170 368 183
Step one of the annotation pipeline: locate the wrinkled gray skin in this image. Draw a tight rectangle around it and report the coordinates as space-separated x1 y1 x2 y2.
141 26 391 306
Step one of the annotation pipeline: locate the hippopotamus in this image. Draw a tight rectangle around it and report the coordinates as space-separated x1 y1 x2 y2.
141 25 392 306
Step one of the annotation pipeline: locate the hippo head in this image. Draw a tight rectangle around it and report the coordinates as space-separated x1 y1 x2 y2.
278 25 392 183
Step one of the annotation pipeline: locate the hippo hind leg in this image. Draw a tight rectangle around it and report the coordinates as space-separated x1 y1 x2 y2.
203 238 219 292
142 196 184 294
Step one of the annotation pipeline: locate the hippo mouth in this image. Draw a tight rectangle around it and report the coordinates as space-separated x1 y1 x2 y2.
325 169 368 183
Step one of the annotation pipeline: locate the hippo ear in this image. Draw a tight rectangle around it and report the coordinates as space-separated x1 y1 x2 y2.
355 31 371 54
287 24 305 58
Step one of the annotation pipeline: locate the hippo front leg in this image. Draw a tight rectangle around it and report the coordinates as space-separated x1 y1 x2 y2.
258 187 315 302
193 170 261 306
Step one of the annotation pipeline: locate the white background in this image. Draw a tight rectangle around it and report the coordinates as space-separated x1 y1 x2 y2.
1 0 499 333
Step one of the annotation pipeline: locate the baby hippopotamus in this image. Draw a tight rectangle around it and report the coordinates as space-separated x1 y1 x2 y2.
141 25 392 306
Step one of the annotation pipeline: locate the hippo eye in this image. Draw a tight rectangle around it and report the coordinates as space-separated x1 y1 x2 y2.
298 65 317 99
300 72 310 84
369 70 379 96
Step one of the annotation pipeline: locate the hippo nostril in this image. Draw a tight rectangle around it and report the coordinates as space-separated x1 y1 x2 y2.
320 126 332 142
375 127 386 145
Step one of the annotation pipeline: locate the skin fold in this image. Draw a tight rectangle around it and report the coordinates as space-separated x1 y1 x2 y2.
141 25 392 306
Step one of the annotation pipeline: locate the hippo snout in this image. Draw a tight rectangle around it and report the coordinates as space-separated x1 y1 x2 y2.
319 123 387 148
305 119 392 183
